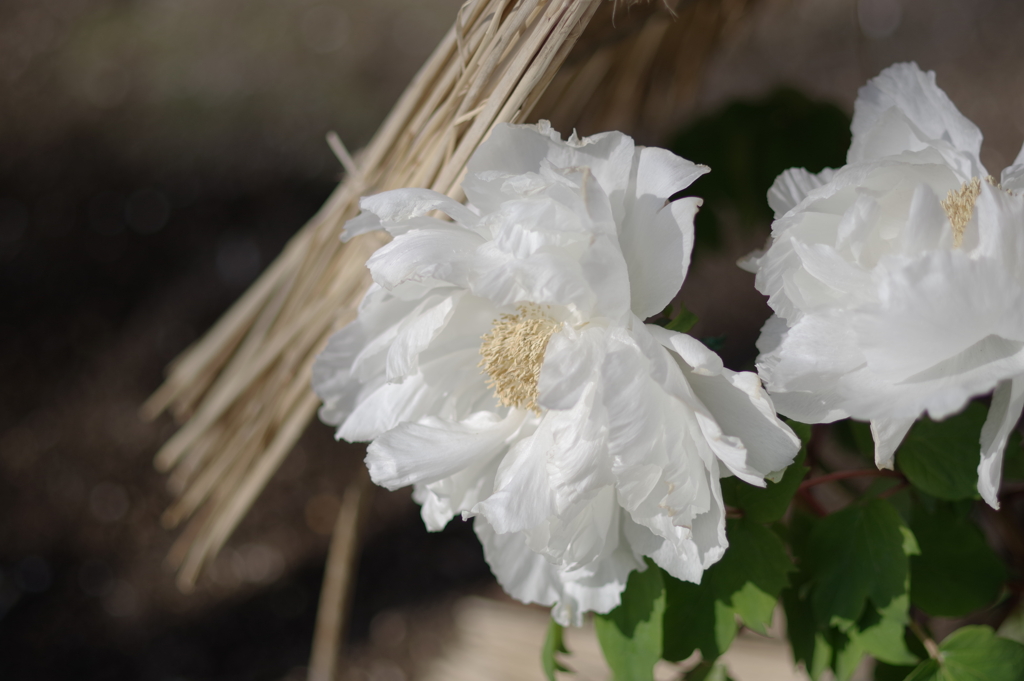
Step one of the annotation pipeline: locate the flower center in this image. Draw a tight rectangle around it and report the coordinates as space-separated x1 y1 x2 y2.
941 175 1010 248
479 303 558 413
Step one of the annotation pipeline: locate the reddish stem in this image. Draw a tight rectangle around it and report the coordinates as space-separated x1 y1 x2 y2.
798 468 904 492
999 481 1024 499
796 488 828 518
878 481 909 500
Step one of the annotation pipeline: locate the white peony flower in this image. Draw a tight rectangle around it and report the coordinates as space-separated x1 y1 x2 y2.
744 62 1024 508
314 121 800 625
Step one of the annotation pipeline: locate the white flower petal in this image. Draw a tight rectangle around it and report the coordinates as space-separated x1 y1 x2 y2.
580 234 633 321
898 183 949 255
367 411 522 490
544 383 613 512
768 389 850 424
999 141 1024 193
335 372 435 443
314 121 797 622
415 453 504 531
350 292 451 383
473 416 556 534
475 515 641 627
975 181 1024 278
470 242 594 311
486 194 593 258
385 293 460 382
341 210 385 240
690 459 729 568
367 227 485 295
685 368 801 483
978 376 1024 509
466 122 635 219
474 518 562 610
527 486 621 571
338 348 487 441
869 416 916 470
882 336 1024 422
768 167 836 218
850 62 983 174
600 329 664 463
749 63 1024 504
416 293 497 366
537 325 607 411
312 322 367 426
859 251 1024 382
633 147 709 208
622 457 726 580
619 146 708 319
759 313 864 392
623 517 703 584
646 324 724 376
790 239 875 305
345 188 480 240
755 314 788 356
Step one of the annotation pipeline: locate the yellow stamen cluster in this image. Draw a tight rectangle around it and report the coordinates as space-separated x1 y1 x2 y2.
479 304 558 413
941 175 1006 248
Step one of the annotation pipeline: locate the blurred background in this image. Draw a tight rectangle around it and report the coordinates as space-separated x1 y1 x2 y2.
2 0 1024 679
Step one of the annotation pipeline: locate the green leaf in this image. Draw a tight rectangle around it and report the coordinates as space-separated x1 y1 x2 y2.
701 335 727 352
909 500 1007 617
542 618 570 681
1002 431 1024 481
715 520 794 632
781 585 833 680
670 88 851 254
784 505 819 563
896 404 986 501
832 419 874 461
903 626 1024 681
802 500 920 676
779 509 834 679
663 519 793 662
595 561 666 681
684 660 737 681
662 575 737 663
807 499 916 627
905 660 942 681
997 602 1024 645
817 608 920 681
846 595 918 666
826 600 919 674
831 629 866 681
875 661 919 681
721 420 810 523
665 304 699 333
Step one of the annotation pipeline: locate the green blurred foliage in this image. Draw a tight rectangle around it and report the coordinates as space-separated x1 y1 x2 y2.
586 87 1024 681
722 419 810 523
542 618 570 681
903 626 1024 681
897 404 987 501
684 660 736 681
669 88 851 251
662 519 793 663
784 500 920 680
806 500 917 628
595 560 666 681
909 500 1006 617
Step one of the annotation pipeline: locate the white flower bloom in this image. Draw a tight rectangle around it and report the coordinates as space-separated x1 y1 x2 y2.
314 121 799 625
744 62 1024 508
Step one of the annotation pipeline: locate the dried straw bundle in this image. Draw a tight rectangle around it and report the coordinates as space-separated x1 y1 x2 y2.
143 0 765 593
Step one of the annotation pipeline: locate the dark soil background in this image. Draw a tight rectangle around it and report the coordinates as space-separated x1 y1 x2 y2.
0 1 490 679
2 1 1024 679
